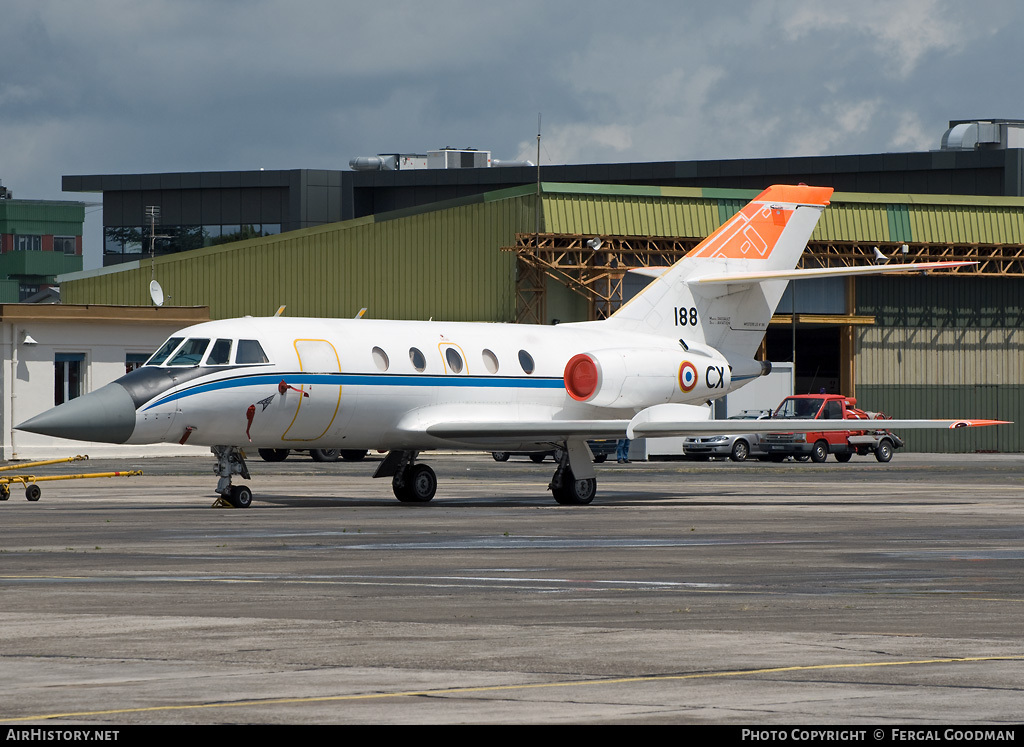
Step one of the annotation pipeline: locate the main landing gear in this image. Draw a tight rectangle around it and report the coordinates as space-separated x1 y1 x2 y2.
213 444 598 508
212 445 253 508
548 445 597 505
373 451 436 502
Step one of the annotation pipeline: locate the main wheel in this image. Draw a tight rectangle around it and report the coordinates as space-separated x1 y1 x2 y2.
529 453 548 463
551 468 597 505
394 464 436 503
491 452 510 462
810 441 829 463
310 449 340 462
340 449 368 461
729 440 750 462
834 452 853 463
25 484 41 502
875 440 894 463
258 448 289 462
227 484 253 508
593 454 608 463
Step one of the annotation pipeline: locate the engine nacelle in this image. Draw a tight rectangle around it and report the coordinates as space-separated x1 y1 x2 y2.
563 347 732 409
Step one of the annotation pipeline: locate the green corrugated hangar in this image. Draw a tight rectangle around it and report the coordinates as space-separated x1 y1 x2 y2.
59 181 1024 453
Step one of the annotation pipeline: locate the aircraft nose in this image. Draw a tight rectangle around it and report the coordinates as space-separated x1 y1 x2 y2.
16 382 137 444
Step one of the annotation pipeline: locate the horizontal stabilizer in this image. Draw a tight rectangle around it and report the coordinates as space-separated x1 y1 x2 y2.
628 267 669 279
690 260 976 286
629 416 1010 440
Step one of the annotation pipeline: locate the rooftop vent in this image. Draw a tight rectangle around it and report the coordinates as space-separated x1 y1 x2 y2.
350 147 533 171
940 119 1024 150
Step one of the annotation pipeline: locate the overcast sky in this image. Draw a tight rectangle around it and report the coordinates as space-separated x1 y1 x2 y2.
3 0 1022 265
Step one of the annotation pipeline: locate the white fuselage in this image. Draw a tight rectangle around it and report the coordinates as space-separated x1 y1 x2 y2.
127 316 739 452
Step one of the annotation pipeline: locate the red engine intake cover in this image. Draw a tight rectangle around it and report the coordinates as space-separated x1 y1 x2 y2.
564 354 598 401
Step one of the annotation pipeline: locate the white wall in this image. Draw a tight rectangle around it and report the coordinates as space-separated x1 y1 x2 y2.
1 318 208 460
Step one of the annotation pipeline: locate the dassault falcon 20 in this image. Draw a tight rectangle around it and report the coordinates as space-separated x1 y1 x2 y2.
17 185 1005 506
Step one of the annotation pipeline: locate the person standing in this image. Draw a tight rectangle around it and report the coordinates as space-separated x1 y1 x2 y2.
616 438 631 464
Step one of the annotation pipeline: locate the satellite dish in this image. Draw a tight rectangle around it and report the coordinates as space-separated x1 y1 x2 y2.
149 280 165 307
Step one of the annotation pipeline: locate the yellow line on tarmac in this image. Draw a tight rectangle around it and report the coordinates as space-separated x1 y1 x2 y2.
3 655 1023 723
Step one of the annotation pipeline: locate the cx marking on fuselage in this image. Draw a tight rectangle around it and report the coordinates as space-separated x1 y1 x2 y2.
17 185 1005 507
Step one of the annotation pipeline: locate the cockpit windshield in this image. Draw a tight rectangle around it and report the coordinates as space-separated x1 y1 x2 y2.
206 339 233 365
143 336 270 368
167 338 211 366
145 337 184 366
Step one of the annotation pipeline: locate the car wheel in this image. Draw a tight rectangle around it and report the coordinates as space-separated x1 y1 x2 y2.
875 439 893 463
810 441 829 463
729 440 749 462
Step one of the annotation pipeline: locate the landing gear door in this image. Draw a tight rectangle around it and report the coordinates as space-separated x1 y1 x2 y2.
282 339 342 442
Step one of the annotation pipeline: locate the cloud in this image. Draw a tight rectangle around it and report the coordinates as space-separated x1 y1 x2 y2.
3 0 1024 267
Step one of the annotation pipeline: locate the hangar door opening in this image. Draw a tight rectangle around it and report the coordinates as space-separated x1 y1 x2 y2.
763 278 851 396
764 326 842 396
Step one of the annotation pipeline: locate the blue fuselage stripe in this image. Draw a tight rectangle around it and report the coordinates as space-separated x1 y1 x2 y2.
143 372 566 410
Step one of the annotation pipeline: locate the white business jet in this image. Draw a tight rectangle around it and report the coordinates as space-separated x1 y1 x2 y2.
17 185 1003 506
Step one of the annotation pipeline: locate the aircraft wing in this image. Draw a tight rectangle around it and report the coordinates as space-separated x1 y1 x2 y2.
629 417 1009 439
425 420 629 442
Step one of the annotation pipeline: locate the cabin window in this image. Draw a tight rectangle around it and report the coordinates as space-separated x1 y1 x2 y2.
146 337 184 366
518 349 535 374
206 339 233 365
482 349 499 374
445 347 464 373
168 338 211 366
236 339 270 364
372 346 389 372
409 347 426 372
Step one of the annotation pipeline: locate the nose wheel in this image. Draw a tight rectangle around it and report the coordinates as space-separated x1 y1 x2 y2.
212 445 253 508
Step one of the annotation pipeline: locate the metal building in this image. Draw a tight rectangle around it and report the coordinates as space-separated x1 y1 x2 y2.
58 182 1024 452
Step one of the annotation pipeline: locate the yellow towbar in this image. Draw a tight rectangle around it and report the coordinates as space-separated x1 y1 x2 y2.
0 455 143 502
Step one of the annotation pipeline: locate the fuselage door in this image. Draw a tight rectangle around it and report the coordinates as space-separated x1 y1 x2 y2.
282 339 342 441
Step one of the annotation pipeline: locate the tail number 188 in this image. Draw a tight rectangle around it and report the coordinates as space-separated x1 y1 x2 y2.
674 307 698 326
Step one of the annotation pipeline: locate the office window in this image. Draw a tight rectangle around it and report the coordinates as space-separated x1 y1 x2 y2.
54 236 77 254
55 353 85 406
14 235 41 251
125 353 149 374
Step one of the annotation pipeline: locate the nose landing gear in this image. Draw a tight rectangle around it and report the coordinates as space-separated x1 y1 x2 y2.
212 445 253 508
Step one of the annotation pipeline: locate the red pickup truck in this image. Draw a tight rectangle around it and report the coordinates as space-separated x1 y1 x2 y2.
761 394 904 463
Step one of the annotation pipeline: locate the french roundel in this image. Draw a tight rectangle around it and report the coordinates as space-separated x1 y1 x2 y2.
678 361 698 393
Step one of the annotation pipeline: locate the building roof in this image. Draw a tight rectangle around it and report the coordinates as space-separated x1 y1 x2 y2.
57 182 1024 322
